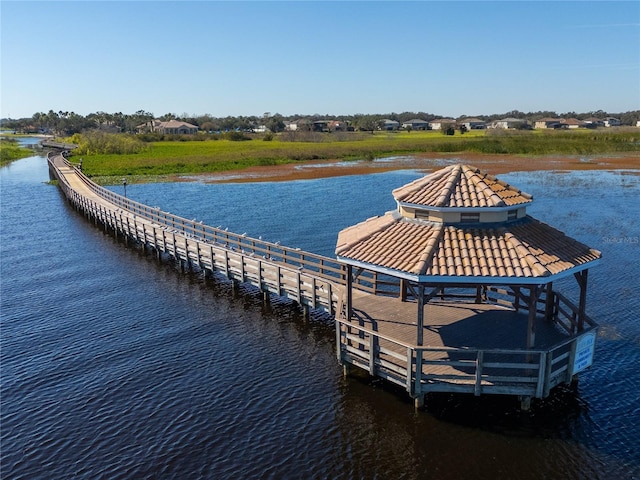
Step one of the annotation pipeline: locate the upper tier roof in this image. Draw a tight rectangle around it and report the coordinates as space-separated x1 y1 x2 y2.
392 164 533 209
336 164 600 284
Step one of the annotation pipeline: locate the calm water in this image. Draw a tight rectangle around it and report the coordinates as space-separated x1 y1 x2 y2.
1 151 639 479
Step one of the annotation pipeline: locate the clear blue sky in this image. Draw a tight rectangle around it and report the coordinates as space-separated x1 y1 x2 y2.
2 1 639 119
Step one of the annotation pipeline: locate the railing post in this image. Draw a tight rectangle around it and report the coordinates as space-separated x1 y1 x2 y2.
536 352 547 398
414 349 423 399
369 334 377 375
474 350 484 396
566 339 578 383
336 321 342 362
406 348 413 393
544 352 554 397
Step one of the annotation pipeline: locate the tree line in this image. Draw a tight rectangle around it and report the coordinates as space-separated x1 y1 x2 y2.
1 109 638 136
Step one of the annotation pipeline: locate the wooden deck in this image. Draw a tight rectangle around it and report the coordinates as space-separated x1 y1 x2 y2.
350 290 568 351
337 289 595 401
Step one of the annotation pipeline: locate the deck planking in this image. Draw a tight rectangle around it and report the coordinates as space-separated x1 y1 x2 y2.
349 289 568 351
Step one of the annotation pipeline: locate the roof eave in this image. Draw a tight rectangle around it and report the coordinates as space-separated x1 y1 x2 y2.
337 257 601 286
396 200 534 213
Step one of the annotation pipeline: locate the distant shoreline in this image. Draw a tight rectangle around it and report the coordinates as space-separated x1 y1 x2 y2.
170 152 640 184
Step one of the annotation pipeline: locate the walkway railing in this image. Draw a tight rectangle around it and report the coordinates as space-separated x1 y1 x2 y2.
336 316 597 399
48 152 348 315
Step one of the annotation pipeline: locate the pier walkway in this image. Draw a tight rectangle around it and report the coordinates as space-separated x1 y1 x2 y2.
48 152 344 316
48 153 599 409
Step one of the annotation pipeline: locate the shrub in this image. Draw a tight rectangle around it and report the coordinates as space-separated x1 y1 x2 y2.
69 130 149 155
223 131 251 141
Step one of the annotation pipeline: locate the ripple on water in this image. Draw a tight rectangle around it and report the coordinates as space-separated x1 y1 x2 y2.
2 160 640 479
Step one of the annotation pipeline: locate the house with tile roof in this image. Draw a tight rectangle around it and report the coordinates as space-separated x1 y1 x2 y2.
137 119 198 135
402 119 431 130
334 164 600 409
534 117 563 129
428 118 456 130
562 118 585 129
459 118 486 130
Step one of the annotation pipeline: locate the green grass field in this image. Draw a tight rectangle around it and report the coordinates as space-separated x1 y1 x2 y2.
70 129 640 182
0 137 35 166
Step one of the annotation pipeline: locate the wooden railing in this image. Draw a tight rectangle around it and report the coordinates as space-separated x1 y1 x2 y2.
49 153 346 314
336 317 596 399
50 153 411 296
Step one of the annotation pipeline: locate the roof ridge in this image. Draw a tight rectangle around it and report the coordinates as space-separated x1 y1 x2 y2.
416 224 444 274
335 213 397 255
435 165 462 207
503 230 551 277
462 165 507 207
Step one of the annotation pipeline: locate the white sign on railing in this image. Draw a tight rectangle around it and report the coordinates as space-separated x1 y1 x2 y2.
573 331 596 374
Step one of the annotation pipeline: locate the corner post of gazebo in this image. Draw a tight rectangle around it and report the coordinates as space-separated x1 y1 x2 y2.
346 264 353 323
399 279 408 301
574 269 589 332
414 283 426 408
416 284 426 346
527 285 543 349
544 281 554 321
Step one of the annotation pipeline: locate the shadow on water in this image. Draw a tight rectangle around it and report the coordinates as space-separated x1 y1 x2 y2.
423 384 589 438
343 366 590 440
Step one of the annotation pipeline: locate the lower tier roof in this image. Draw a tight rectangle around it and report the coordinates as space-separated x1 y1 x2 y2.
336 213 601 284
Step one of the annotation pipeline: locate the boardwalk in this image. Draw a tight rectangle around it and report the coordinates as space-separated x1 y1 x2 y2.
49 153 344 316
48 153 598 410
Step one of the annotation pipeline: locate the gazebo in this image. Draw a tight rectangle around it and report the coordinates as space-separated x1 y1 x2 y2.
334 164 601 409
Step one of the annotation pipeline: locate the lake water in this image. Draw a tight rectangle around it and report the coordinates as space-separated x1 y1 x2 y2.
1 149 639 479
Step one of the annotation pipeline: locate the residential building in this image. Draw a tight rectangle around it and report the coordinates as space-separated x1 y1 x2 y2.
136 119 198 135
381 119 400 130
459 118 486 130
489 118 529 129
427 118 456 130
402 119 431 130
534 118 563 129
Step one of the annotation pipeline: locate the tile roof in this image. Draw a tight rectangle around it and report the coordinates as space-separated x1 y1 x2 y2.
392 164 533 209
159 120 198 129
336 214 601 281
337 164 600 282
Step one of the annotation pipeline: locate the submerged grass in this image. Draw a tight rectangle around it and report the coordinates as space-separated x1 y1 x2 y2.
71 129 640 183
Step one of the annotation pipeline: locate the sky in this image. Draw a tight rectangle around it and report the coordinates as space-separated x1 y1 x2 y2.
1 1 639 119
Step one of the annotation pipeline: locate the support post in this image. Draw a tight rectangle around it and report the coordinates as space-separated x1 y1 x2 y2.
527 285 542 349
574 270 588 332
400 278 408 301
519 396 532 411
346 265 353 322
544 282 554 322
417 284 425 346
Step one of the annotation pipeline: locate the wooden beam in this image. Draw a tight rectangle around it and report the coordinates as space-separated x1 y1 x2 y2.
346 264 353 323
527 285 542 349
574 270 588 332
417 284 425 346
544 282 554 322
400 278 408 302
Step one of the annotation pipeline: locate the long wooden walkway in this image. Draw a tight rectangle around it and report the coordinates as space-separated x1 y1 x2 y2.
49 153 345 316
